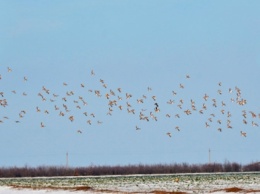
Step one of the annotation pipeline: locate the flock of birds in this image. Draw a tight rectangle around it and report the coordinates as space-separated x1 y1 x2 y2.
0 66 259 138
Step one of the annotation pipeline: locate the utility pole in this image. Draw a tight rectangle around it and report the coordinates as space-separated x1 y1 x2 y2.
208 149 211 164
66 152 69 169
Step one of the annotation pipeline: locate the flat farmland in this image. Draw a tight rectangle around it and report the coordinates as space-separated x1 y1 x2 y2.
1 172 260 193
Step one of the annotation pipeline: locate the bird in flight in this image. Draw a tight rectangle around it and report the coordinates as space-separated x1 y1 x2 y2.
240 131 246 137
91 70 95 76
2 67 258 141
41 122 45 128
7 67 12 72
69 116 74 122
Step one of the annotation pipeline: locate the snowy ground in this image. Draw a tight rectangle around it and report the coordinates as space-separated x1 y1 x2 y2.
0 186 235 194
1 172 260 193
0 186 94 194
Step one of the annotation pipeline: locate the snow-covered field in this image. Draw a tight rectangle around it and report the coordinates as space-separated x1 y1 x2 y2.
1 172 260 193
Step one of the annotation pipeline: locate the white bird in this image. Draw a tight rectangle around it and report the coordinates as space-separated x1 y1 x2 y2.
126 93 132 99
167 99 174 104
36 107 41 112
172 91 177 96
97 121 103 125
184 109 191 115
203 94 209 101
240 131 246 137
87 120 92 125
137 99 144 103
252 121 259 127
91 70 95 76
7 67 12 72
41 122 45 128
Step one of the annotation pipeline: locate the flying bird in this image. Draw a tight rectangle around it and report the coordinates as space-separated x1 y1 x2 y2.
69 116 74 122
240 131 246 137
7 67 12 72
41 122 45 128
91 70 95 76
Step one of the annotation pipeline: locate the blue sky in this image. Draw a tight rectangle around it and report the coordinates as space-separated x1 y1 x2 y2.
0 1 260 167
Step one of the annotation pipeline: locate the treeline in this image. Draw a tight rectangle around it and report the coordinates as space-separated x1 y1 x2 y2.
0 162 260 178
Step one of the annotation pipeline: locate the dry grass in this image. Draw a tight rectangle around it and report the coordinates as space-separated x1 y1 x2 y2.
224 187 244 192
11 185 93 191
11 185 133 193
10 185 260 193
151 191 187 194
212 187 260 193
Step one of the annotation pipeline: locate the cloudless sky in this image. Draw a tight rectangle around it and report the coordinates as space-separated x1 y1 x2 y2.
0 1 260 167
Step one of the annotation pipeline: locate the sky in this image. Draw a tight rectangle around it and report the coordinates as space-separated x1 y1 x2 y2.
0 0 260 167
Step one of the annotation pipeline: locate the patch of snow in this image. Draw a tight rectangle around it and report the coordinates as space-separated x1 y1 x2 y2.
1 173 260 193
0 186 93 194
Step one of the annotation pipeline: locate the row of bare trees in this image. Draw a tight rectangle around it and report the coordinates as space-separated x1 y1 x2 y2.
0 162 259 177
